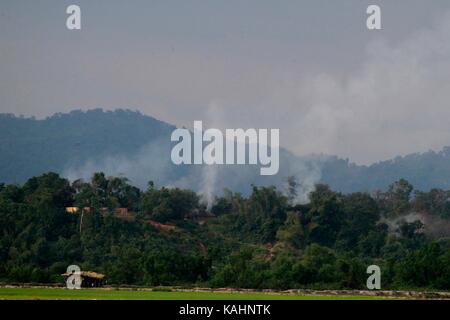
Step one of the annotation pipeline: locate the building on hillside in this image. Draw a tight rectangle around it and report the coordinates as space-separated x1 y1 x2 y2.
114 207 130 217
65 207 91 214
66 207 132 218
61 271 106 288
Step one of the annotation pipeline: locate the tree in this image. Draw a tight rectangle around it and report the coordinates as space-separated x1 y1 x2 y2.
385 179 413 215
276 211 305 248
307 184 343 247
338 192 380 251
398 220 425 248
140 186 199 222
286 176 298 205
243 186 288 243
413 189 450 219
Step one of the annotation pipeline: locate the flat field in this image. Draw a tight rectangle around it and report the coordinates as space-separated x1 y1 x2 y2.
0 288 392 300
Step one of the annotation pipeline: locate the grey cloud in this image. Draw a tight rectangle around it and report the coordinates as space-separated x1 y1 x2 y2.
2 1 450 165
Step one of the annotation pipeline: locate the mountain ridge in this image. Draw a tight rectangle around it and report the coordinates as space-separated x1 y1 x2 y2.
2 109 450 195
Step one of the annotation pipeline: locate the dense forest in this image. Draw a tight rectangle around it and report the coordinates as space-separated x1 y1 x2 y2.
0 172 449 290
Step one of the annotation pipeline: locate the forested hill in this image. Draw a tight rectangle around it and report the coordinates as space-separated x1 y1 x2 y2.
2 109 450 193
0 109 179 184
0 172 449 289
320 148 450 193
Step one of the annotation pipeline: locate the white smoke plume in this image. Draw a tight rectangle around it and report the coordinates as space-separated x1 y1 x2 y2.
382 211 450 239
63 136 174 189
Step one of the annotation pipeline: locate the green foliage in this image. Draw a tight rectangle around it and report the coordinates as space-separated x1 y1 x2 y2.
0 173 449 290
413 188 450 219
140 186 199 222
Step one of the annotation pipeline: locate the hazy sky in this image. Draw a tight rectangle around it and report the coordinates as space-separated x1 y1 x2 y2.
2 0 450 164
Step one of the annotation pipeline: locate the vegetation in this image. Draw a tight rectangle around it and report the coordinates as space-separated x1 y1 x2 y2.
0 288 389 300
0 172 450 290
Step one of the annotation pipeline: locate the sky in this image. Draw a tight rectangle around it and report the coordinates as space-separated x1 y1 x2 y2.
1 0 450 164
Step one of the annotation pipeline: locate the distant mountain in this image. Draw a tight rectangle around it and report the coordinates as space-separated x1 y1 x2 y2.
0 109 185 185
321 148 450 193
1 109 450 197
0 109 320 199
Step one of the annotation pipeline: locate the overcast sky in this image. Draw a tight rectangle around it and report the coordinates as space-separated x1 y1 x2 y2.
1 0 450 164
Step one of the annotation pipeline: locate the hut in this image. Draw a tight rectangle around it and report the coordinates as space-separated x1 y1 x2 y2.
65 207 91 214
62 271 106 288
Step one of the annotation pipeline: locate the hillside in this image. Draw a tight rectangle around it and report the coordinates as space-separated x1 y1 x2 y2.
0 109 185 186
2 109 450 195
0 171 449 289
321 149 450 193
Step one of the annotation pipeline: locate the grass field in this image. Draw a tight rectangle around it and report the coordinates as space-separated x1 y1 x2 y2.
0 288 391 300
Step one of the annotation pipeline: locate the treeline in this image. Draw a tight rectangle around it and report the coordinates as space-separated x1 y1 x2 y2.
0 173 449 290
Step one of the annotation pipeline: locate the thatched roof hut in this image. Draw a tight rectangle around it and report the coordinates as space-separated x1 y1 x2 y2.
61 271 105 288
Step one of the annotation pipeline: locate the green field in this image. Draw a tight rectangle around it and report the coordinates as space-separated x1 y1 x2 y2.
0 288 390 300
